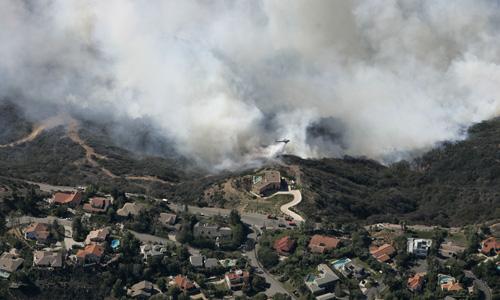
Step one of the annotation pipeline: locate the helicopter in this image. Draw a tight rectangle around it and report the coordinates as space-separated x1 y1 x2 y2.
275 139 290 144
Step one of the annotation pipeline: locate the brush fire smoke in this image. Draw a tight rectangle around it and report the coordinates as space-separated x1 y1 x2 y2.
2 0 500 169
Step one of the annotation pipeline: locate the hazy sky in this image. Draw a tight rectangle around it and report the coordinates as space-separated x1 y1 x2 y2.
2 0 500 169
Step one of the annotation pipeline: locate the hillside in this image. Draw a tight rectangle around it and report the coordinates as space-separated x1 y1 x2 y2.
289 118 500 226
1 102 499 227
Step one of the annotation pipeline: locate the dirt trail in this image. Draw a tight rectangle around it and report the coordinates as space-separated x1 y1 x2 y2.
67 121 117 178
125 175 172 185
0 114 69 148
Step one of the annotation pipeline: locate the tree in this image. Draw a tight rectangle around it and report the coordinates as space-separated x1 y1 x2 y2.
257 247 279 269
273 293 291 300
72 216 87 241
0 214 5 235
112 279 125 297
121 231 140 259
251 275 268 293
229 209 241 225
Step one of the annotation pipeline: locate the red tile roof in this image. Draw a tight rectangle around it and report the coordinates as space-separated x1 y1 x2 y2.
370 244 395 263
174 275 195 291
77 244 104 258
53 191 82 205
407 273 425 291
274 236 296 255
308 235 340 253
480 237 499 255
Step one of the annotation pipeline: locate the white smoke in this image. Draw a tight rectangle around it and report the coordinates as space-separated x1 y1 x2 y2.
2 0 500 169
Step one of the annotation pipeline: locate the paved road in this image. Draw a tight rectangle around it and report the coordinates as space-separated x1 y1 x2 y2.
464 270 492 300
167 203 287 229
7 215 72 228
246 230 296 299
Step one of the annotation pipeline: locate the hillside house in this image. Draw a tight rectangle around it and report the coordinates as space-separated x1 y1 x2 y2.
407 273 425 292
52 191 82 206
172 275 200 294
76 244 104 265
252 171 281 195
140 244 168 261
304 264 339 298
24 223 50 244
193 222 232 243
225 269 250 290
127 280 158 299
438 274 463 292
0 252 24 278
370 243 395 263
480 237 499 256
83 197 110 213
158 212 177 226
407 238 432 257
308 235 341 254
274 236 296 256
84 228 109 245
33 250 63 268
117 202 144 217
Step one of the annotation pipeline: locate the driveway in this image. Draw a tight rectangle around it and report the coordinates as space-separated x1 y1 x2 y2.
277 190 304 222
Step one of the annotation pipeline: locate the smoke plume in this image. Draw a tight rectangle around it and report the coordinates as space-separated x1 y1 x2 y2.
2 0 500 169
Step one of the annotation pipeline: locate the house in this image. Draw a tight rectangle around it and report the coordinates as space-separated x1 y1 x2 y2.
190 255 204 268
76 244 104 265
274 236 296 256
127 280 158 299
370 244 395 263
480 237 499 256
252 170 281 195
158 212 177 226
438 274 463 292
407 273 425 292
52 191 82 206
24 223 50 243
173 275 200 294
140 244 168 261
439 241 465 258
219 259 237 268
84 228 109 245
117 202 144 217
407 238 432 257
304 264 339 297
193 222 232 242
0 252 24 278
336 260 366 280
33 250 63 268
225 269 250 290
83 197 110 213
204 258 219 268
308 235 341 254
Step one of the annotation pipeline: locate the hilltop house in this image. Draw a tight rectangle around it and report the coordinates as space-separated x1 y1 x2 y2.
304 264 339 298
52 191 82 206
24 223 50 244
84 228 109 245
225 269 250 290
252 170 281 195
83 197 110 213
308 235 341 254
407 238 432 257
370 244 396 263
480 237 499 256
332 258 366 280
76 244 104 265
0 252 24 278
33 250 63 268
274 236 296 256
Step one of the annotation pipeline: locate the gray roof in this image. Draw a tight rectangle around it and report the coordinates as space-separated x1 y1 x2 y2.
204 258 219 268
33 251 63 268
0 253 24 273
190 255 204 267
